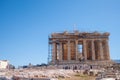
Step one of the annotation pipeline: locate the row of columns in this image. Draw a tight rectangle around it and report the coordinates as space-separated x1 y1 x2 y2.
52 39 110 62
83 40 110 61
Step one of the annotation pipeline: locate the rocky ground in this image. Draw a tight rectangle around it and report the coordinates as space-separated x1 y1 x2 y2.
1 63 120 80
0 67 97 80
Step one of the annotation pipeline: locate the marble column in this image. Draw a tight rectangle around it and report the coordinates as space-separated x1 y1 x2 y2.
75 40 78 60
59 42 63 61
83 40 87 60
67 40 71 61
52 43 56 62
91 40 95 60
105 40 110 60
99 40 104 60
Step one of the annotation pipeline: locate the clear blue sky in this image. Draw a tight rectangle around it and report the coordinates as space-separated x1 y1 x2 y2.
0 0 120 67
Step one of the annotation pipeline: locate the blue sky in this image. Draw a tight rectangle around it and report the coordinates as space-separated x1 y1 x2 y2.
0 0 120 66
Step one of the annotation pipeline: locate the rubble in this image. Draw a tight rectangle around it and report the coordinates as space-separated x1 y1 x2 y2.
0 68 76 80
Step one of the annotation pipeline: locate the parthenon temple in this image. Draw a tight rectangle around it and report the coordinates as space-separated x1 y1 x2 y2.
48 31 110 65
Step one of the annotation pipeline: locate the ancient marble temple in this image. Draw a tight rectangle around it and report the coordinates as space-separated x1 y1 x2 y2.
48 31 110 65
